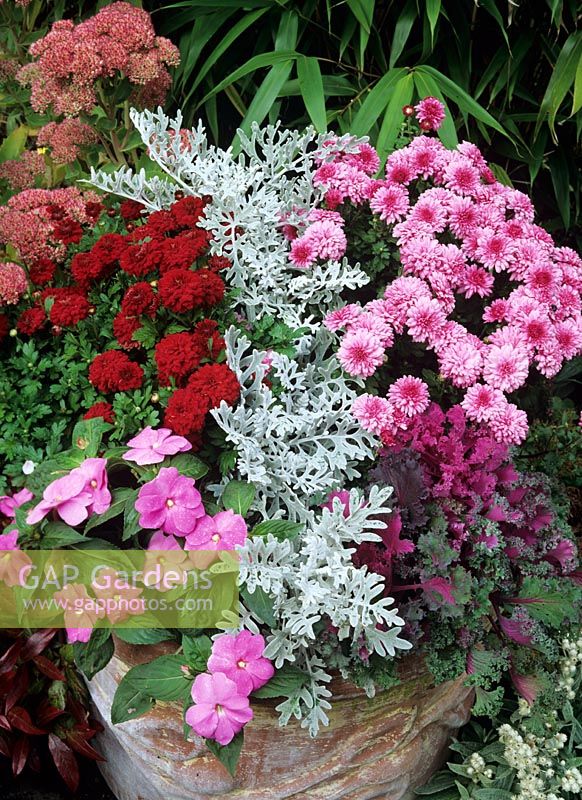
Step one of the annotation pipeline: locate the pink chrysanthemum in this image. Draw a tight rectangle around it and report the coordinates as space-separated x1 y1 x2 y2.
324 303 363 332
304 219 347 260
289 236 316 268
488 401 529 445
444 157 480 196
460 266 495 298
483 344 530 392
337 330 385 377
461 383 506 422
414 96 446 131
406 296 446 343
370 184 409 223
348 312 394 348
483 299 509 323
388 376 430 417
438 341 483 388
352 394 392 434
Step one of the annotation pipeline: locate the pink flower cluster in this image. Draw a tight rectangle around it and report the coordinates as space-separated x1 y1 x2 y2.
185 630 274 745
0 186 99 263
37 119 98 164
0 262 28 306
414 96 446 131
27 458 111 526
288 143 380 268
317 125 582 445
0 150 45 190
18 2 180 116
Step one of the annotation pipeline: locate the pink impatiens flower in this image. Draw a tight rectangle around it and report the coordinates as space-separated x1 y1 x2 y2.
26 470 92 526
207 630 274 695
123 426 192 465
135 467 205 536
185 672 253 745
0 487 34 518
76 457 111 515
185 509 247 551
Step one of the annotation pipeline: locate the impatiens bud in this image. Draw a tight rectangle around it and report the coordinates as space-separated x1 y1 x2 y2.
126 223 135 233
9 328 17 337
402 104 415 117
151 393 159 403
107 208 117 217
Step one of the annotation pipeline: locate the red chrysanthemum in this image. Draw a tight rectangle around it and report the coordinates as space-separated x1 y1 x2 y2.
90 232 126 267
29 258 56 285
120 199 145 221
17 306 46 335
85 201 104 222
120 282 159 318
187 363 240 407
158 269 224 313
192 319 225 360
139 209 179 239
207 255 230 272
155 332 203 385
119 240 163 277
160 232 209 272
113 312 142 349
52 218 84 244
88 351 144 393
84 401 115 424
49 289 91 327
71 251 111 286
170 196 206 228
163 387 210 436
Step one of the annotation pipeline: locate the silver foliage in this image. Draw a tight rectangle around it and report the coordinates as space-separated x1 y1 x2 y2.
237 486 412 735
87 108 369 327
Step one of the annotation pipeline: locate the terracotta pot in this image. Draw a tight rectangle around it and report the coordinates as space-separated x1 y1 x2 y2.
88 638 474 800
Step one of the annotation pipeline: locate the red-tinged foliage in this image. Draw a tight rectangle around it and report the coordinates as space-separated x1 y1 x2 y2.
48 734 80 793
0 629 103 789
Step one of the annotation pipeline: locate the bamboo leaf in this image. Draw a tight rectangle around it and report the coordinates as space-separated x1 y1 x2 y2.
425 0 441 47
350 68 406 136
536 31 582 141
376 73 414 161
572 50 582 115
297 56 327 132
234 59 294 148
389 0 417 68
346 0 374 34
417 65 512 140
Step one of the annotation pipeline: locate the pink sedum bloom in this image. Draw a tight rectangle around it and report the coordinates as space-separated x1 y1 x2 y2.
207 630 274 695
185 509 247 551
185 672 253 745
135 467 205 536
0 488 34 518
124 426 192 465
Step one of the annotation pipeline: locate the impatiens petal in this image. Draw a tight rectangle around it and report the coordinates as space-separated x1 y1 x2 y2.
58 497 92 526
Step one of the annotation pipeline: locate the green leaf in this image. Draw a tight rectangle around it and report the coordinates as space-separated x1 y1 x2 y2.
549 148 571 229
123 654 192 702
221 480 255 516
241 585 276 627
346 0 374 34
351 68 406 136
122 490 141 541
111 679 155 725
536 31 582 140
0 125 28 163
376 73 414 160
251 519 303 541
182 634 212 672
71 418 110 457
572 49 582 114
474 791 514 800
414 771 456 794
40 523 88 549
196 51 299 110
389 0 417 68
167 453 209 479
205 731 243 777
235 60 294 146
513 577 579 626
85 487 134 533
297 56 327 133
425 0 441 47
74 630 115 680
252 664 309 699
416 65 511 140
114 629 175 645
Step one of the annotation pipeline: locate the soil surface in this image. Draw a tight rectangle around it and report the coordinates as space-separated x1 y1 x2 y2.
1 763 116 800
